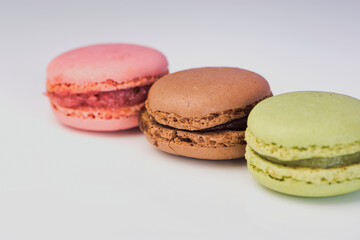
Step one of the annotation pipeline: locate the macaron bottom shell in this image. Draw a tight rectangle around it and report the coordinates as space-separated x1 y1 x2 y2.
246 146 360 197
143 133 245 160
139 110 246 160
53 107 138 131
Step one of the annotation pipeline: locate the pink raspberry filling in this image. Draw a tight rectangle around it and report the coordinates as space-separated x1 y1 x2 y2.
48 85 151 109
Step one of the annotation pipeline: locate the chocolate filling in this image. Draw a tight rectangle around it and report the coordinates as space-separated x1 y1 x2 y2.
153 115 248 133
195 116 248 132
259 151 360 169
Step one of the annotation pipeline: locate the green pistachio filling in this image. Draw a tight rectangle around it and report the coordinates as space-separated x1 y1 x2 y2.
259 151 360 169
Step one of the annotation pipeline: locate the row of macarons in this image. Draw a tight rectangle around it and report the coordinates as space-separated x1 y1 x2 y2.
46 43 360 198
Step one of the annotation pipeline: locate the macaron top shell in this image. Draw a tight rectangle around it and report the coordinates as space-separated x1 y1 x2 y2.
248 91 360 148
47 43 168 85
147 67 271 117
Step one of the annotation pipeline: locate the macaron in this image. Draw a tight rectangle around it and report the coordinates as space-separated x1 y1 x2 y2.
46 43 168 131
139 67 272 160
245 91 360 197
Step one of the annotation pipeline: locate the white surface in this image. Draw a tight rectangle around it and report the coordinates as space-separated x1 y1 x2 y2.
1 1 360 239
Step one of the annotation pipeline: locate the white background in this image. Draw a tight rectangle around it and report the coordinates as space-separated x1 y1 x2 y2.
1 0 360 239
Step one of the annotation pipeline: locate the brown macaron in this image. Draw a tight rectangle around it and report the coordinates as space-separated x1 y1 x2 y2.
139 67 272 160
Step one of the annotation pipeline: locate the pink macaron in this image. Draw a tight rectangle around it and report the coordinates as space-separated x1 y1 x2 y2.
46 43 168 131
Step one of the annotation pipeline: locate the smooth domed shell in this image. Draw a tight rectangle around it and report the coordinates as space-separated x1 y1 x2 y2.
248 91 360 147
147 67 271 117
47 43 168 84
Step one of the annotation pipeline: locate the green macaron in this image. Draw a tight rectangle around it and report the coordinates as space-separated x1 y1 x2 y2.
245 91 360 197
